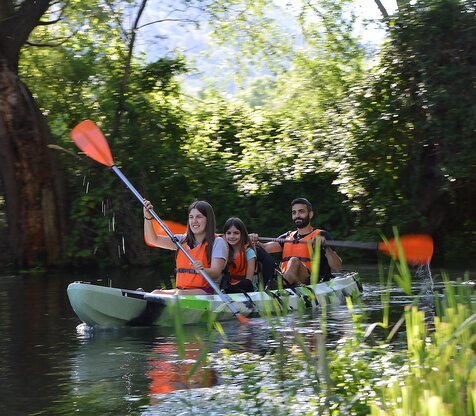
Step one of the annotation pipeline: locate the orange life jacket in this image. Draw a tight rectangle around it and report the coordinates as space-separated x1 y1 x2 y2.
227 244 252 285
148 342 215 399
281 229 321 273
175 241 210 289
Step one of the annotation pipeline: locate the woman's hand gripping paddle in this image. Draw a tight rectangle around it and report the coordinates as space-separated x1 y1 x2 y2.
71 120 249 324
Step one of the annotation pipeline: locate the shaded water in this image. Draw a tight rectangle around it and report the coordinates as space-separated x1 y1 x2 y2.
0 265 467 415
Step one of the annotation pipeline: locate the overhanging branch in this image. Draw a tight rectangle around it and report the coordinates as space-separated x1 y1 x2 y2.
374 0 389 19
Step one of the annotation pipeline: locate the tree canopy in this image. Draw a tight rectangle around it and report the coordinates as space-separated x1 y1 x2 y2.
0 0 474 270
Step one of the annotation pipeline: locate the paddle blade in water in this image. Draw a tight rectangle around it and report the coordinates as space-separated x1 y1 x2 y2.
378 234 434 264
152 219 187 236
71 120 114 167
236 314 250 324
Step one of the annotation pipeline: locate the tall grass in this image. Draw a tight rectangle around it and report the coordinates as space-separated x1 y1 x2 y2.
371 274 475 416
154 245 475 415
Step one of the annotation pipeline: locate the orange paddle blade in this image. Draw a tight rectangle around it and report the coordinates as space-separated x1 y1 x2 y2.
71 120 114 167
152 219 187 236
145 220 187 247
144 219 187 247
236 314 250 324
378 234 434 264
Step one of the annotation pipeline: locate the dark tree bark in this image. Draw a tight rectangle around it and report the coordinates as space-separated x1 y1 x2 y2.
0 0 65 267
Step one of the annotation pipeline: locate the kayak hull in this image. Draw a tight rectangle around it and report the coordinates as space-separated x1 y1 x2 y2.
67 272 362 327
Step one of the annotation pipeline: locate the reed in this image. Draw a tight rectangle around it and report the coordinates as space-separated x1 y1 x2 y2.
371 274 475 416
161 234 475 415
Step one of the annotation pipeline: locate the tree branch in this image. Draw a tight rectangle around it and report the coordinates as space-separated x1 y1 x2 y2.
138 17 198 30
374 0 389 19
0 0 52 70
110 0 149 142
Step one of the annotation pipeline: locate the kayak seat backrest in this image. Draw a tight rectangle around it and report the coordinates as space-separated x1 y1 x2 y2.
254 245 279 288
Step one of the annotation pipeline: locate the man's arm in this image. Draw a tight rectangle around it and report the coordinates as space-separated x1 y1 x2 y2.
319 230 343 272
249 234 283 254
324 247 342 272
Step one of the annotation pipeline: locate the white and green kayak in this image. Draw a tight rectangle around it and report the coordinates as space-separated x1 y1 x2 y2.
67 272 362 327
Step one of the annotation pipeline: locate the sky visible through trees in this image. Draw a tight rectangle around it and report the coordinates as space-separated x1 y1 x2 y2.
134 0 398 94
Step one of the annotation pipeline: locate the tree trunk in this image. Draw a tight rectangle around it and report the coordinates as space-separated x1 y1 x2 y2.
0 60 65 267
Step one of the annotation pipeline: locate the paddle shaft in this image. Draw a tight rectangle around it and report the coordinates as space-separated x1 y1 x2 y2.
258 236 378 251
111 165 242 317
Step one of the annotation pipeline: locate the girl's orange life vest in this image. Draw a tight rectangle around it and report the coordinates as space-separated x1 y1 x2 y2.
281 229 321 273
175 241 210 289
227 244 251 285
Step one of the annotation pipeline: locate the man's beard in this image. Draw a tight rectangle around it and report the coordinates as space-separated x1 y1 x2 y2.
294 215 310 229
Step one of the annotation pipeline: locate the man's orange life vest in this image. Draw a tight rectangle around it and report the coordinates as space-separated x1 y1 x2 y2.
281 229 321 273
227 244 251 285
175 241 210 289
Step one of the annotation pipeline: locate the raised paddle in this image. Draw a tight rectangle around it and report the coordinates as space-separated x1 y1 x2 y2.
152 219 186 236
144 220 186 246
258 234 433 265
70 120 249 324
148 217 433 265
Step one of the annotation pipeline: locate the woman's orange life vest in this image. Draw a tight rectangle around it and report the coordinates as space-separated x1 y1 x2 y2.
148 342 216 398
175 241 210 289
281 229 321 273
227 244 251 285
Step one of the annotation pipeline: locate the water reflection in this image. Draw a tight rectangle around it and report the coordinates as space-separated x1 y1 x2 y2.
63 324 254 412
147 338 217 402
0 266 471 415
61 305 364 413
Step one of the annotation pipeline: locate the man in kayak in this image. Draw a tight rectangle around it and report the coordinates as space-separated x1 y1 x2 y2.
250 197 342 286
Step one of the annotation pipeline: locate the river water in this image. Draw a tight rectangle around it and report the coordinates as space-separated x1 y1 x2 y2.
0 264 470 415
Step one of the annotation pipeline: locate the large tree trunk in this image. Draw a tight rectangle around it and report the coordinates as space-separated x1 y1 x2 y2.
0 60 65 267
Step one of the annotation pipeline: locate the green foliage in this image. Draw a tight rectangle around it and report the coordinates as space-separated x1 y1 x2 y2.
17 1 197 268
138 57 188 92
371 276 476 415
350 0 476 264
206 0 295 77
7 0 475 270
152 266 475 415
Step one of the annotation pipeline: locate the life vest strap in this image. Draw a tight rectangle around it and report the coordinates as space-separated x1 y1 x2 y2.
175 267 198 274
281 256 311 263
228 274 246 281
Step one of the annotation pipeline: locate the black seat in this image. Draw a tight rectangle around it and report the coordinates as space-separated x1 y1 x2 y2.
255 245 279 288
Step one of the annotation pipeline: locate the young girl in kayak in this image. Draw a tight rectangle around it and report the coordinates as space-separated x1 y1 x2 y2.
222 217 256 293
143 199 228 295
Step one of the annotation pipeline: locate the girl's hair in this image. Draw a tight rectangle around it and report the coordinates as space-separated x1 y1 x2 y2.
223 217 254 263
183 200 216 262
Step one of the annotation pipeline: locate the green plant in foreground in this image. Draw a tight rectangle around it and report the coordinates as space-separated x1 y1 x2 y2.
207 273 473 415
153 242 474 415
371 275 475 416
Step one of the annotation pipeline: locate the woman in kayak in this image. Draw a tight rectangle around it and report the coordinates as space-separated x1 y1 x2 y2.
222 217 256 293
143 199 228 295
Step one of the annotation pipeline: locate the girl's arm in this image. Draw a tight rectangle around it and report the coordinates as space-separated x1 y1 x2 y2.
143 200 177 250
245 257 256 279
191 257 226 283
196 237 228 283
205 258 227 280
